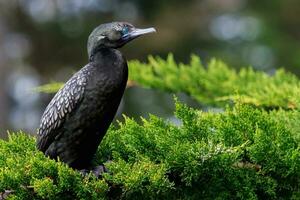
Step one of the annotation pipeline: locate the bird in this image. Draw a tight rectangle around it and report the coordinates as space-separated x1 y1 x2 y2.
36 22 156 171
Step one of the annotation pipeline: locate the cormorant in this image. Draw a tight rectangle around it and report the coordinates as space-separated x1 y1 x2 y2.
36 22 156 170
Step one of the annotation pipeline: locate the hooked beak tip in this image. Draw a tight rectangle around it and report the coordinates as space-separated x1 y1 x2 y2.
147 27 157 33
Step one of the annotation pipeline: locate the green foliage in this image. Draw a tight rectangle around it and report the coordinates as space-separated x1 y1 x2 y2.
1 100 299 199
5 55 300 198
0 133 108 200
37 55 300 109
129 54 300 109
33 82 64 94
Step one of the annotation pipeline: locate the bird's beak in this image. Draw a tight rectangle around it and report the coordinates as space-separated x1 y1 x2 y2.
129 27 156 37
122 27 156 41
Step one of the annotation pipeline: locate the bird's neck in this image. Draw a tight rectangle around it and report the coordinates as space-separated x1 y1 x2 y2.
88 47 127 75
89 47 121 63
87 47 128 91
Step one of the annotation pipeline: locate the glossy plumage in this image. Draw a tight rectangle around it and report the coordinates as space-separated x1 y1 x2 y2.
37 65 89 149
37 22 155 170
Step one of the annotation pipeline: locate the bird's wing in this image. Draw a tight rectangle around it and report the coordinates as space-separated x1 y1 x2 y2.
37 65 91 152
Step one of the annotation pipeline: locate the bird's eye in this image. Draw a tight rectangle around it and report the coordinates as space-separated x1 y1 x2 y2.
122 26 129 35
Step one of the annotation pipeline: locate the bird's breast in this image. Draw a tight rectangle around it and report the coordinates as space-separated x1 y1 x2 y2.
78 59 127 118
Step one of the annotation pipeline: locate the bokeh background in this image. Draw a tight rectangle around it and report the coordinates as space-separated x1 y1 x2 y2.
1 0 300 137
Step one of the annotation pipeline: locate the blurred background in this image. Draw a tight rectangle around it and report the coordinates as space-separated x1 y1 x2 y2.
1 0 300 138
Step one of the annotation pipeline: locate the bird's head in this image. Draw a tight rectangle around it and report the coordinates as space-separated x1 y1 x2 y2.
87 22 156 58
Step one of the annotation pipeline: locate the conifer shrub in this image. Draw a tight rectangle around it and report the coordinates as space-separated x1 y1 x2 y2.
129 54 300 109
2 55 300 199
0 100 299 199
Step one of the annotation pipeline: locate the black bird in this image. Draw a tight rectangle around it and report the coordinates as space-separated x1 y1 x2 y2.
37 22 156 170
